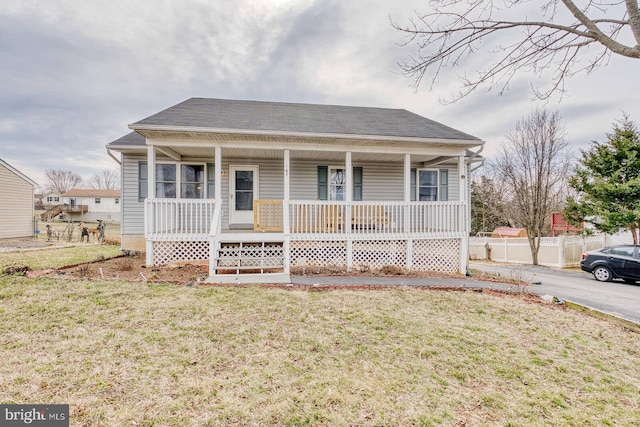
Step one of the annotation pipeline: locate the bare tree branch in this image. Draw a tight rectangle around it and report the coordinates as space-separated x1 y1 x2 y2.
45 169 82 195
89 169 121 190
491 108 571 264
393 0 640 101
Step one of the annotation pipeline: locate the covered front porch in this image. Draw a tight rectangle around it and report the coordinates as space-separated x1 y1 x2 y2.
144 197 468 281
136 130 480 282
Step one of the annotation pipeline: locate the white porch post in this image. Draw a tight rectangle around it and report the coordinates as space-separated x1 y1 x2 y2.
214 146 222 200
146 145 156 266
209 146 222 278
283 149 290 275
345 152 353 272
404 154 413 270
458 155 468 274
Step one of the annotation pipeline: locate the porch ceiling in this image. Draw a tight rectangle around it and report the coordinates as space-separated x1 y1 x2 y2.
140 132 472 162
154 146 441 163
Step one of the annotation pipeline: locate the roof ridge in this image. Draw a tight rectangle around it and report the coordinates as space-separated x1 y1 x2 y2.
186 97 406 112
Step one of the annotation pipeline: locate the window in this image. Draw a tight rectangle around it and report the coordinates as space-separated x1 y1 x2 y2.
115 198 120 204
611 247 635 257
418 170 438 201
156 164 176 198
139 161 210 200
46 196 60 203
139 162 148 202
95 198 101 204
181 164 204 199
412 169 449 201
317 166 363 201
234 170 254 211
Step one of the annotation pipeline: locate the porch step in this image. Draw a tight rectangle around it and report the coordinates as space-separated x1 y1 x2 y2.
214 241 285 275
205 272 291 285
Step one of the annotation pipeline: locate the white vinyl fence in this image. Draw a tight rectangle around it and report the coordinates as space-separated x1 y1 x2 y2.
469 235 611 268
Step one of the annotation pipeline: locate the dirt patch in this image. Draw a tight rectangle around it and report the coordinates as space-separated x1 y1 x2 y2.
27 254 523 289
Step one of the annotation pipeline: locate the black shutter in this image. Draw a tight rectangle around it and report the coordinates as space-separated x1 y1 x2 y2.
317 166 328 200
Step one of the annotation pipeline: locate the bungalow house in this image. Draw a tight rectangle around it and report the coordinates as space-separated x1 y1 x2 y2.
0 158 38 239
107 98 484 283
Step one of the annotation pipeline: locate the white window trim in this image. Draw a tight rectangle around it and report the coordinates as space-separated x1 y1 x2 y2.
180 163 207 199
416 168 442 201
152 161 208 199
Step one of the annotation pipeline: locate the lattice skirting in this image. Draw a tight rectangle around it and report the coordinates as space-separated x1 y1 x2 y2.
352 240 407 270
411 238 460 273
151 238 461 272
290 240 348 268
152 240 209 266
290 238 461 273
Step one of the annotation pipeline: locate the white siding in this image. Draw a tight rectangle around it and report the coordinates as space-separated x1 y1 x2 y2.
290 160 460 202
0 164 34 239
121 154 146 235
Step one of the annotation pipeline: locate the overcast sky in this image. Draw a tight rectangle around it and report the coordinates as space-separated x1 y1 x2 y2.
2 0 639 190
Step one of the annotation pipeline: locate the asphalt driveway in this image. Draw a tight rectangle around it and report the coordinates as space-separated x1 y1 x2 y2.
469 262 640 325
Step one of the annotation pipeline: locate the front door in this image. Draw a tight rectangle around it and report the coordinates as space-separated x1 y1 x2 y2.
229 165 259 226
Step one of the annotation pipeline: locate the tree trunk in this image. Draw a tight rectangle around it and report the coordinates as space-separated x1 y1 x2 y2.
528 236 540 265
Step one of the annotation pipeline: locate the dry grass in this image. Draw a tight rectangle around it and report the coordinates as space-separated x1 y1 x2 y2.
0 277 638 426
0 245 122 271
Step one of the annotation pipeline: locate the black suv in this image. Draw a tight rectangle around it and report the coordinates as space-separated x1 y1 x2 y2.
580 245 640 283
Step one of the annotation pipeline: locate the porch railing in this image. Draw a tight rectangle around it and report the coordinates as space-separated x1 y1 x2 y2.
289 200 465 238
146 198 466 240
145 198 216 240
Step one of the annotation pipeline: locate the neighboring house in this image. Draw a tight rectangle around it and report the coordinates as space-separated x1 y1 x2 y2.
0 158 38 239
107 98 484 283
60 189 121 223
42 191 62 206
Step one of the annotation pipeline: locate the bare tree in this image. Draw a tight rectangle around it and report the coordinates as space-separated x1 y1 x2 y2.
88 169 120 190
492 109 571 264
45 169 82 194
394 0 640 101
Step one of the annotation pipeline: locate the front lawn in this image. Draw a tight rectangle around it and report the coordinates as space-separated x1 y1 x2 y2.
0 277 638 426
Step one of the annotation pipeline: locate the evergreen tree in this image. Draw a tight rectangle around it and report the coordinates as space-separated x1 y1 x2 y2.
565 116 640 243
470 176 511 236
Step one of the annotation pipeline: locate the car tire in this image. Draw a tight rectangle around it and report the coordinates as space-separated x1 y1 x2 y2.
593 266 613 282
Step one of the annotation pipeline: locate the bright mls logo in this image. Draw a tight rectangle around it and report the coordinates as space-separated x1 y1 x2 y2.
1 405 69 426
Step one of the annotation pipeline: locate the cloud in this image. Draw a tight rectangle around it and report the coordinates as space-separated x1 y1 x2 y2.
0 0 639 188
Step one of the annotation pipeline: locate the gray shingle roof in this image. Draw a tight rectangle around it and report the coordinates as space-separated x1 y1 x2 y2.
127 97 480 141
108 131 145 146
